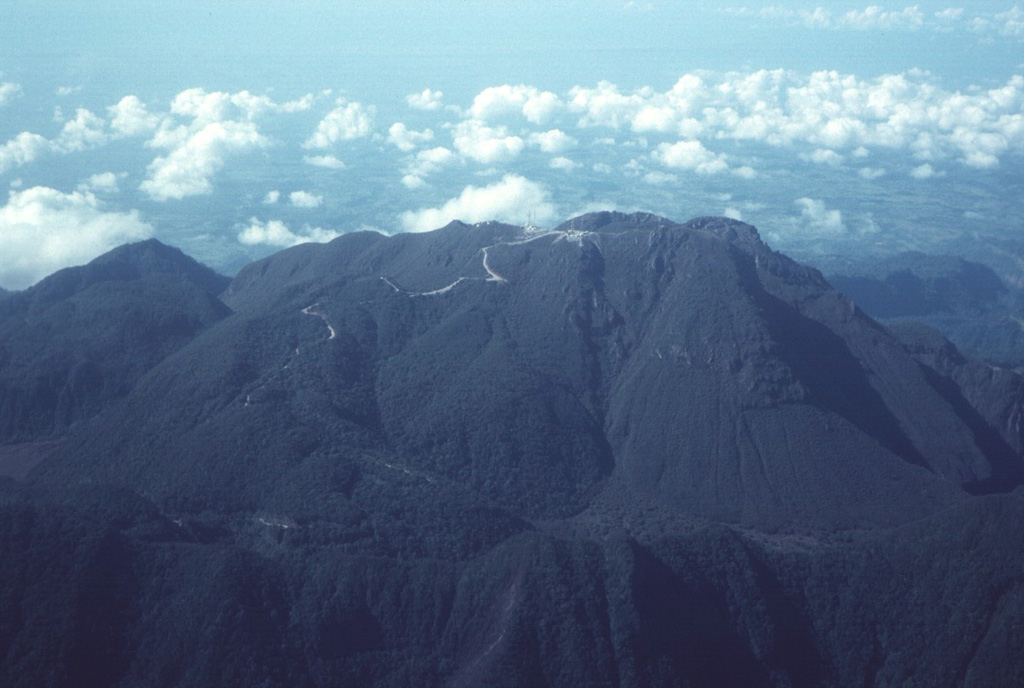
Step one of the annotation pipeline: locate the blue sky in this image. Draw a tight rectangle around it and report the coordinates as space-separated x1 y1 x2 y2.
1 1 1022 288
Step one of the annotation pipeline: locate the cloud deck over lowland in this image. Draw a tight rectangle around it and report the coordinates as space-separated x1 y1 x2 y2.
1 2 1023 287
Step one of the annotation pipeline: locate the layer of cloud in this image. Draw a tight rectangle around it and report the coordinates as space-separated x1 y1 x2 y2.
407 89 444 111
451 120 524 164
303 154 346 169
0 82 22 107
565 70 1024 170
399 174 556 232
388 123 434 152
304 98 375 148
78 172 121 194
469 85 562 124
237 218 340 247
142 120 266 201
722 5 999 34
652 140 728 174
0 186 153 289
528 129 576 154
794 197 845 236
401 146 458 189
289 190 322 208
137 88 322 201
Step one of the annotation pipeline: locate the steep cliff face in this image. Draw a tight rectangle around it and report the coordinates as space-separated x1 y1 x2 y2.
3 214 1023 687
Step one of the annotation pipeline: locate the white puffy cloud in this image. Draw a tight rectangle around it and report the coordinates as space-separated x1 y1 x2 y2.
858 167 887 179
78 172 121 194
304 98 375 148
569 80 649 129
0 132 51 175
399 174 556 233
0 186 153 289
910 163 941 179
263 190 280 204
970 7 1024 38
289 190 322 208
142 120 267 201
407 88 444 111
723 207 743 220
452 120 524 164
528 129 576 153
303 155 346 169
652 140 728 174
839 6 924 31
566 70 1024 171
0 82 22 107
469 84 562 124
549 156 580 171
237 218 340 247
401 146 458 188
108 96 160 137
643 171 678 184
55 109 108 152
387 122 434 152
137 88 321 201
794 197 845 235
801 148 845 166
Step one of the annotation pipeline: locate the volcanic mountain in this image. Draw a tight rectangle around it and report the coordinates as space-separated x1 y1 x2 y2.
2 213 1023 687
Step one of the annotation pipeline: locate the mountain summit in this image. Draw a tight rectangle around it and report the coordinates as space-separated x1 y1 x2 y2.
4 214 1024 686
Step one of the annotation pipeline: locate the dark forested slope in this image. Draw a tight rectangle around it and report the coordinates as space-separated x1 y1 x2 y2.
3 214 1024 687
0 239 230 446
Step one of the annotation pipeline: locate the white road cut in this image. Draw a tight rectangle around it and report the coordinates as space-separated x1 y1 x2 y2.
301 304 336 340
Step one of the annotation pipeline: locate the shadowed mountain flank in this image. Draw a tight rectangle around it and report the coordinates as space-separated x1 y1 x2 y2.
3 214 1023 687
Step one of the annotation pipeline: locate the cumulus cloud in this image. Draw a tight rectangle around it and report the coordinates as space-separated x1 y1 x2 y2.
652 140 728 174
839 6 924 31
452 120 524 164
469 84 562 124
910 163 941 178
108 95 160 137
304 98 375 148
858 167 887 179
566 70 1024 171
0 132 51 175
237 218 340 247
303 155 346 169
289 190 322 208
263 190 280 204
78 172 121 194
136 88 313 201
56 109 108 152
0 82 22 107
801 148 845 166
643 171 678 184
969 7 1024 38
0 186 153 289
794 197 845 235
142 120 266 201
549 156 580 171
407 88 444 111
401 146 458 188
569 80 649 129
387 122 434 152
528 129 576 153
399 174 556 232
